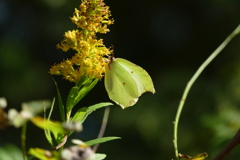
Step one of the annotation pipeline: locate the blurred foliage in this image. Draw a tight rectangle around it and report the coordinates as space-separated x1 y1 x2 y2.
1 0 240 160
0 143 23 160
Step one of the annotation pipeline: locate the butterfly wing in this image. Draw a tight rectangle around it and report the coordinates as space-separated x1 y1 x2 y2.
105 59 139 108
104 58 155 109
114 58 155 95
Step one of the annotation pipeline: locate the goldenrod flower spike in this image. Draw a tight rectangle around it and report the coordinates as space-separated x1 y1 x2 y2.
72 0 113 33
49 0 113 83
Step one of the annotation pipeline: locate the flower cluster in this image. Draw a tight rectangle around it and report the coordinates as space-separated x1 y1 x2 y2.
49 0 114 83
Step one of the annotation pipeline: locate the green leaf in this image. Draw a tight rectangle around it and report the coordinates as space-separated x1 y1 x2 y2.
0 144 23 160
72 102 113 123
53 79 65 122
71 107 87 123
85 137 121 146
178 152 208 160
66 86 79 114
91 153 106 160
30 116 66 140
29 148 59 160
44 129 53 148
191 152 208 160
44 98 55 147
66 78 99 117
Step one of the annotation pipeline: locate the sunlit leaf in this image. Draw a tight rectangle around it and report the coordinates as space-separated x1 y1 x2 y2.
71 107 87 123
29 148 60 160
66 78 99 115
85 137 121 146
90 153 106 160
72 102 113 123
30 116 66 139
66 86 79 115
191 152 208 160
178 152 208 160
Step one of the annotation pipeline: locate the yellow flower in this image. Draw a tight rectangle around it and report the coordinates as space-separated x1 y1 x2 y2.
71 0 113 33
49 0 113 83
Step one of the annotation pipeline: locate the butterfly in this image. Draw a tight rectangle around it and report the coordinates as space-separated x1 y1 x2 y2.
104 57 155 109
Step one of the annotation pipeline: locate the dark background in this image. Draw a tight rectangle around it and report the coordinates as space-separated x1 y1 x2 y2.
1 0 240 159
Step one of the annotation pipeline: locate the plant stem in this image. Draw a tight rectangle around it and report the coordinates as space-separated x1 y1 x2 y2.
93 106 110 152
52 135 68 151
213 129 240 160
21 123 27 160
173 24 240 158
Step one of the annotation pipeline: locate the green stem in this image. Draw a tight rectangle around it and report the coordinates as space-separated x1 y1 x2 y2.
173 24 240 158
66 111 72 122
21 123 27 160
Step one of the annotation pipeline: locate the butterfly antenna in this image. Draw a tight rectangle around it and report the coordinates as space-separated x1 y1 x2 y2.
110 44 115 57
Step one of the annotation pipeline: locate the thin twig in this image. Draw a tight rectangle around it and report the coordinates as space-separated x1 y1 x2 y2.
173 24 240 158
213 129 240 160
52 135 68 151
93 106 110 152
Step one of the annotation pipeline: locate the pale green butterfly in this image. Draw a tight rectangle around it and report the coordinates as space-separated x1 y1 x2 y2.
104 57 155 109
